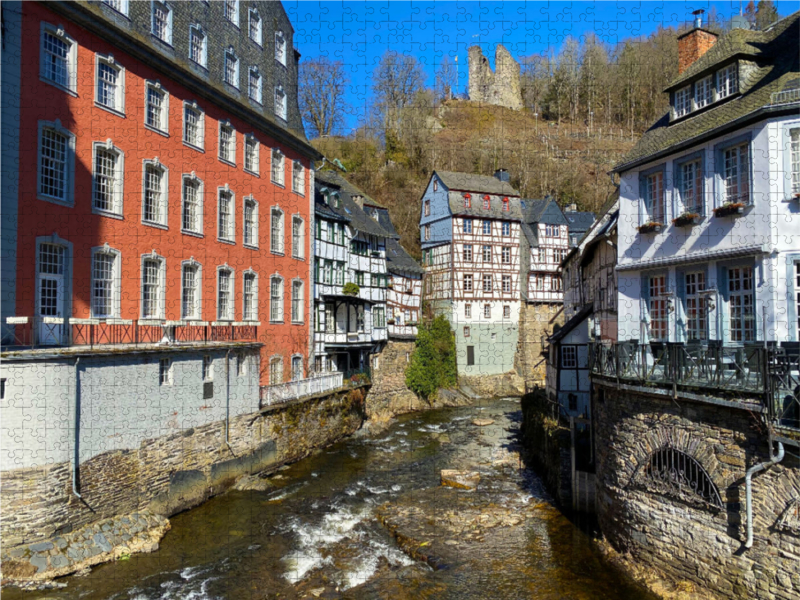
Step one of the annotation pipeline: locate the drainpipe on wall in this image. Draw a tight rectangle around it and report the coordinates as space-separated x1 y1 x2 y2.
745 441 784 548
73 356 82 500
225 349 232 450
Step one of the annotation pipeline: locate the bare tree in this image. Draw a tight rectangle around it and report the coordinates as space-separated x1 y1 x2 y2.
372 50 426 139
299 57 350 138
435 56 458 101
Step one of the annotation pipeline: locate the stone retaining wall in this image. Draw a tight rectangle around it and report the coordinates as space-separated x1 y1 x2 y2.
593 380 800 600
517 303 563 386
367 340 427 419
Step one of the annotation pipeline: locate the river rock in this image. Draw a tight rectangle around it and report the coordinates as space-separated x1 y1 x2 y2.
441 470 480 490
471 418 495 427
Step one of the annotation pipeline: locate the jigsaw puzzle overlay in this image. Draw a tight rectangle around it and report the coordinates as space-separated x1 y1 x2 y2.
1 1 799 599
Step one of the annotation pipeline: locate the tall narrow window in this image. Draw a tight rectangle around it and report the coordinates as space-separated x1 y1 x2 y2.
42 25 76 92
463 274 473 292
374 306 385 328
224 0 239 25
143 162 167 226
722 143 750 205
695 75 712 108
275 86 287 120
502 222 511 236
293 161 305 195
292 356 303 381
292 280 304 323
679 159 703 214
159 358 173 386
271 208 284 254
183 103 204 149
502 275 511 293
272 149 285 185
729 266 755 342
464 194 471 208
182 176 202 234
145 83 168 132
96 56 124 113
275 31 287 66
463 218 472 234
791 129 800 196
501 246 510 264
270 276 284 322
248 9 262 45
423 225 430 241
244 135 259 174
151 2 172 44
141 257 163 319
269 357 283 385
648 275 668 341
685 272 707 341
645 171 665 223
482 220 491 234
93 144 123 215
92 251 117 318
244 197 258 247
189 25 207 67
502 198 509 211
463 244 473 262
674 85 691 117
224 49 239 88
40 127 70 202
482 245 491 263
243 272 257 321
218 189 234 242
219 122 236 164
182 262 200 320
483 274 492 293
292 216 304 259
483 304 491 318
483 196 490 210
248 68 262 104
465 304 472 318
717 64 738 100
218 268 233 321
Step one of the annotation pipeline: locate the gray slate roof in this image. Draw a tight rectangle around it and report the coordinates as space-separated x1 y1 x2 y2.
317 170 386 208
314 178 351 222
519 198 568 247
316 171 396 238
386 239 424 276
436 170 520 197
616 12 800 171
565 211 595 235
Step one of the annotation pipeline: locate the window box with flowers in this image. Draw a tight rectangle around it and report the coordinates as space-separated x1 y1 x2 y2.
713 202 746 218
386 318 396 325
406 321 418 326
672 212 701 227
637 221 663 234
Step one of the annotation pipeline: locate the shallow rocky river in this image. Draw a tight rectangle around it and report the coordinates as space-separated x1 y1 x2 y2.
8 399 657 600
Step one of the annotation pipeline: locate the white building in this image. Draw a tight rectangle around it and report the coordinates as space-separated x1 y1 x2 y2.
614 13 800 349
313 171 394 373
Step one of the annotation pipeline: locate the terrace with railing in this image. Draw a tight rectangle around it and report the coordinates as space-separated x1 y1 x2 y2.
259 367 371 407
589 341 800 432
1 317 259 353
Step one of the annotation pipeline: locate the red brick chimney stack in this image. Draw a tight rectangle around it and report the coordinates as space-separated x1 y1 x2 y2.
677 10 719 75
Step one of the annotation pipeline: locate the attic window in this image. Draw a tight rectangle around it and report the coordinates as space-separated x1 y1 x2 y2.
433 179 438 192
463 193 471 209
502 197 509 211
717 64 738 100
483 195 490 210
674 85 691 118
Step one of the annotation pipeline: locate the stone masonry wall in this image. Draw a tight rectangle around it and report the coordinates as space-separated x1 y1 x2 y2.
367 340 431 420
467 45 523 110
593 380 800 600
517 303 563 386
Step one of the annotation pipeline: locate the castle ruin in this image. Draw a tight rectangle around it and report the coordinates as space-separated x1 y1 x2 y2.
468 45 523 110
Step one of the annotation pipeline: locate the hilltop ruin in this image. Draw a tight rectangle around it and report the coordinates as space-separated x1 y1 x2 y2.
467 45 523 110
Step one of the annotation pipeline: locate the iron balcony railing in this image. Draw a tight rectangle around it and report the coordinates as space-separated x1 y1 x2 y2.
1 317 259 351
260 371 344 406
589 341 800 430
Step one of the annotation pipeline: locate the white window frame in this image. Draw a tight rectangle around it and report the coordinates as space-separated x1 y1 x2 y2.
141 159 169 228
224 0 239 27
292 215 305 259
275 31 287 66
244 134 259 175
501 246 510 264
717 63 738 100
151 1 173 45
218 121 236 165
182 101 205 150
95 53 125 115
463 274 473 292
248 67 262 104
224 48 239 89
503 305 511 319
483 274 492 293
40 23 77 94
271 148 285 186
271 207 285 254
728 266 755 343
140 252 166 320
243 196 259 249
217 265 235 321
275 85 287 121
270 275 284 322
217 187 236 243
292 161 306 196
674 85 691 118
291 279 304 323
144 80 169 134
269 356 283 385
720 141 751 206
202 355 214 381
37 120 76 206
101 0 129 17
291 355 303 381
181 259 202 320
92 140 125 217
483 304 491 318
90 245 121 319
790 127 800 198
248 8 262 46
181 172 204 236
465 303 472 318
159 358 173 386
188 25 208 68
695 75 712 109
242 270 258 322
502 275 511 293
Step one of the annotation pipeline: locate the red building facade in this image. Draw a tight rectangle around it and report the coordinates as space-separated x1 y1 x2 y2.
9 1 318 385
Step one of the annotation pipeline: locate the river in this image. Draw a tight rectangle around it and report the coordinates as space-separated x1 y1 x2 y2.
7 398 656 600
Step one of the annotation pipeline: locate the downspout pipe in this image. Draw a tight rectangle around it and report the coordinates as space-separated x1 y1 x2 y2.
225 349 232 447
73 356 82 499
745 441 784 548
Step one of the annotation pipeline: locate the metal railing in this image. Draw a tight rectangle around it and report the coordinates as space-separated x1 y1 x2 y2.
590 341 800 430
2 317 259 351
771 87 800 105
260 371 344 406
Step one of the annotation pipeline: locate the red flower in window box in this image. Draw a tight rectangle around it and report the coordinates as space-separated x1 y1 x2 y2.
637 221 663 234
713 202 746 218
672 212 701 227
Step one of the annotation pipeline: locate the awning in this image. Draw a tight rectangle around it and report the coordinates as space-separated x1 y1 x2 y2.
616 244 769 272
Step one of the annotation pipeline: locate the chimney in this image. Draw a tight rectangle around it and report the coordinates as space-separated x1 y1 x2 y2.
566 203 578 212
494 169 510 183
352 194 363 208
677 10 718 75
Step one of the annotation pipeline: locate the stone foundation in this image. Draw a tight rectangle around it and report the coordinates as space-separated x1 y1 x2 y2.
459 371 524 398
593 380 800 600
367 340 428 419
517 303 563 386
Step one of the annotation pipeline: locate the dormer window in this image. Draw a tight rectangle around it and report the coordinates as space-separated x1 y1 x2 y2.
483 195 490 210
717 64 737 100
502 197 509 212
674 86 691 118
463 193 471 209
695 75 712 109
433 179 438 192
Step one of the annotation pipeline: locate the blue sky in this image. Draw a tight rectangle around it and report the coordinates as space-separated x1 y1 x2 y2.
284 1 793 133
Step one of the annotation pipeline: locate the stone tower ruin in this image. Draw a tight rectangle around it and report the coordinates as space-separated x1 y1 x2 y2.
468 45 523 111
